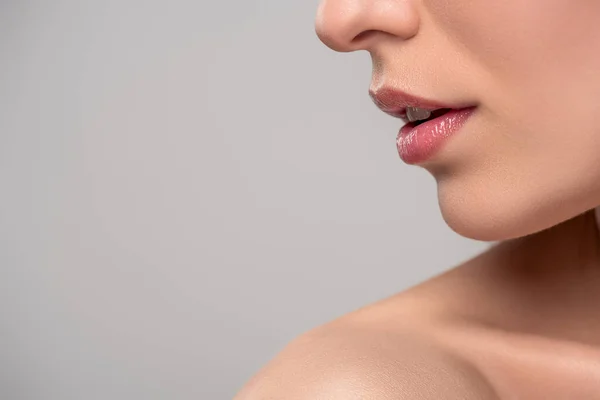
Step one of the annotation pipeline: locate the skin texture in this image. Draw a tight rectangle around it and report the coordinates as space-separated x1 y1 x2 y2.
317 0 600 241
235 1 600 398
236 213 600 398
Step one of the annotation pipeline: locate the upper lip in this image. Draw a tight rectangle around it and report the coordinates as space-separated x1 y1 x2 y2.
369 87 466 120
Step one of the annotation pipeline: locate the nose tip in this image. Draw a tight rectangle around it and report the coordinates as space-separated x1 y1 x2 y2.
315 0 419 53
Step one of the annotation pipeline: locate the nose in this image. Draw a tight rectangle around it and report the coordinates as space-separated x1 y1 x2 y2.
315 0 420 53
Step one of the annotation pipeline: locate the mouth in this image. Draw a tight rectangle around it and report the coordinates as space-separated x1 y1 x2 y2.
369 87 477 164
368 87 472 123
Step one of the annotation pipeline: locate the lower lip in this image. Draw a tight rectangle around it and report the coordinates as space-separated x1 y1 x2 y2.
397 107 476 164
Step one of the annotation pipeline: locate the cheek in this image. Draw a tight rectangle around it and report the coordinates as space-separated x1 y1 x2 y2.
427 0 600 83
425 0 600 239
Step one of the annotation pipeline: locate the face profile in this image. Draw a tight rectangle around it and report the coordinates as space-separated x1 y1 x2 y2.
235 2 600 399
315 0 600 241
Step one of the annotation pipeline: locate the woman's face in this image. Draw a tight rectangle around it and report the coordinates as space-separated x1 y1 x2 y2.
315 0 600 241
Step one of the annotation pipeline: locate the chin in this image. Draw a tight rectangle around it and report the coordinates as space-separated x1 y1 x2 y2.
438 200 526 242
433 175 592 242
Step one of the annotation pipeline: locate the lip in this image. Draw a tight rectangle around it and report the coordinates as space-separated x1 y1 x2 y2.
369 87 476 164
397 107 476 164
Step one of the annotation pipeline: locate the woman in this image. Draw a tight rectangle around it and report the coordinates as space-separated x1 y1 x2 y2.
236 1 600 398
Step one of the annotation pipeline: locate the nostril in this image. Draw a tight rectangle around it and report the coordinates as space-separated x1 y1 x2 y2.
351 29 378 45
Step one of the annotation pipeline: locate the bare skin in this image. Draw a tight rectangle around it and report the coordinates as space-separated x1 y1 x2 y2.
235 210 600 399
237 0 600 397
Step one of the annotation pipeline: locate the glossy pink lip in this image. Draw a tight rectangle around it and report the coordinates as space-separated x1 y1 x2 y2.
397 107 476 164
369 87 476 164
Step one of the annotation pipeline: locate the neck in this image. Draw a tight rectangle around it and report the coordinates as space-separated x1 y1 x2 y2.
465 209 600 345
505 208 600 276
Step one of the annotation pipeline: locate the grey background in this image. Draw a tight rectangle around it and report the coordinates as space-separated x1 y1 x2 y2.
1 1 487 399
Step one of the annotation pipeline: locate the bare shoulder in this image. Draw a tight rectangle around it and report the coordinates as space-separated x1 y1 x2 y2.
235 251 504 400
234 318 499 400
